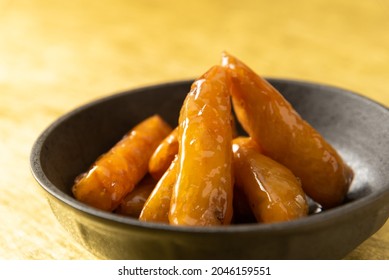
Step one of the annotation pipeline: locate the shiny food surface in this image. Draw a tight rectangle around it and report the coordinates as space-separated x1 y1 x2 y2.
170 66 234 226
223 53 354 209
72 115 172 211
232 137 309 223
1 0 388 259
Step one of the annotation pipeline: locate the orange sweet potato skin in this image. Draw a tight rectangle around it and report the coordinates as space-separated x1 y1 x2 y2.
148 128 179 180
169 65 234 226
72 115 172 211
140 157 178 223
233 137 308 223
222 53 353 209
115 175 156 218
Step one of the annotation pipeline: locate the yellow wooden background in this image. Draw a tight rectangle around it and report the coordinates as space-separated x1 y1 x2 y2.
1 0 388 259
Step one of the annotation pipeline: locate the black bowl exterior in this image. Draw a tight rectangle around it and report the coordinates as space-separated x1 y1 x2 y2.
31 79 389 259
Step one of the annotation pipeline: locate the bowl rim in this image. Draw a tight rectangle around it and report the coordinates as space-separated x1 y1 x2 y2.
30 78 389 234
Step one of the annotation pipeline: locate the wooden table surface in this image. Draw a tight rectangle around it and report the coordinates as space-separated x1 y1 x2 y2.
1 0 388 260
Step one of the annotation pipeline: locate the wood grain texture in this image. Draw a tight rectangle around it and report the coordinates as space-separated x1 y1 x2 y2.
0 0 388 259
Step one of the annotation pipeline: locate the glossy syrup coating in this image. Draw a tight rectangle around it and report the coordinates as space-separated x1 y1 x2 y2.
140 157 178 223
169 65 234 226
72 115 172 211
233 137 308 223
148 122 238 182
148 128 179 180
115 175 156 218
222 52 353 209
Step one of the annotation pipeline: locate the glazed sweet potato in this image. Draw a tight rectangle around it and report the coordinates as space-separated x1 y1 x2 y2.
222 52 353 209
139 157 178 223
148 128 179 180
233 137 308 223
169 65 234 226
115 175 156 218
148 123 238 182
72 115 172 211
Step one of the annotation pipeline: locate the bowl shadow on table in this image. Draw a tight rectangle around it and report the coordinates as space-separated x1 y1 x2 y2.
31 79 389 259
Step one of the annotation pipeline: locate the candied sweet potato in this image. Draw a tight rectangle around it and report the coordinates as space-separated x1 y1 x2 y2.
115 175 156 218
222 52 353 209
148 123 237 182
169 65 234 226
139 157 178 223
72 115 172 211
148 128 179 180
233 137 308 223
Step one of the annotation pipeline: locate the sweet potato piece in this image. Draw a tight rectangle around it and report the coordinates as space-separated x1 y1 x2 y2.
115 175 156 218
169 65 234 226
139 157 178 223
72 115 172 211
148 121 239 182
148 128 179 180
222 52 353 209
233 137 308 223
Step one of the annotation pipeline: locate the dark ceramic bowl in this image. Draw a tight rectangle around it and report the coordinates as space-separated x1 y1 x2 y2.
30 79 389 259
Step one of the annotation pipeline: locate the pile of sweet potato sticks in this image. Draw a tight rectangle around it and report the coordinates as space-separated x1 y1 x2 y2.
72 52 353 226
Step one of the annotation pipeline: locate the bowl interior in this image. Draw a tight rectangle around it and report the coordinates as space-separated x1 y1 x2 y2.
30 79 389 259
34 79 389 206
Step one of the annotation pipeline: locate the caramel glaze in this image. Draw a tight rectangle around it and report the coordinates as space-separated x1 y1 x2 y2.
140 156 178 223
233 137 308 223
222 52 353 209
149 128 179 180
169 65 234 226
72 115 172 211
115 175 156 218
